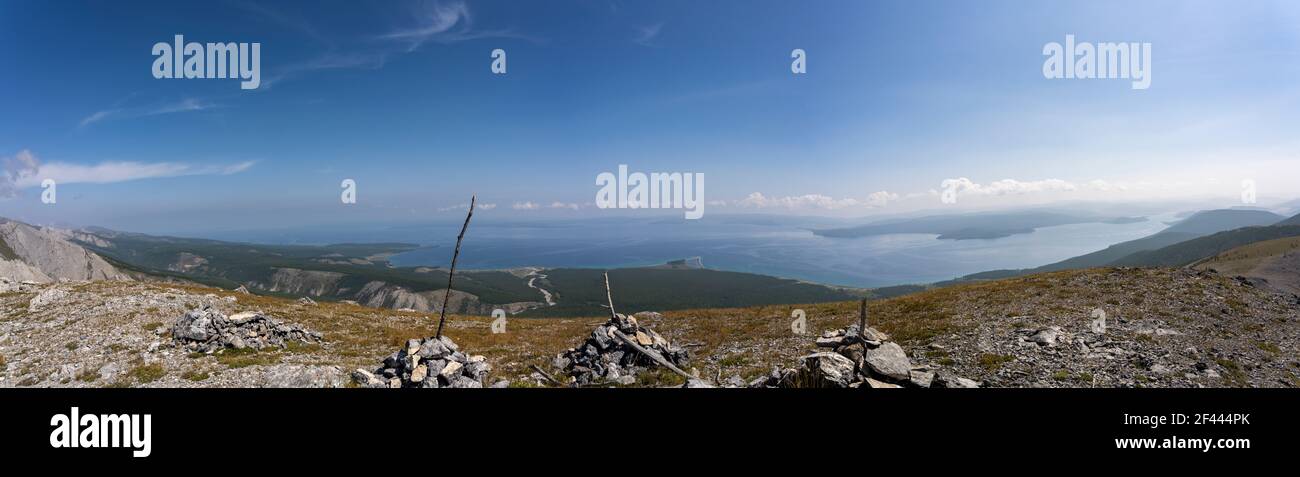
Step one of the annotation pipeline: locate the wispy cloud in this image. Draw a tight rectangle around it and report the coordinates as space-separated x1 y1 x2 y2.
379 0 535 52
79 98 217 128
2 150 255 193
512 201 540 210
632 23 663 47
261 1 535 90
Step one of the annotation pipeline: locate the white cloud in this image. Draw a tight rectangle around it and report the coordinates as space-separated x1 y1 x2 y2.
380 0 532 52
439 202 496 212
633 23 663 46
734 191 898 210
865 190 899 207
1 149 42 198
939 177 1077 196
512 201 539 210
548 201 580 210
79 98 215 128
3 150 256 192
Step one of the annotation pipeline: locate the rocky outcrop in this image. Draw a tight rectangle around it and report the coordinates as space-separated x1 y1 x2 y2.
260 267 346 297
556 313 691 386
352 335 493 388
753 324 978 388
0 218 126 282
173 307 323 353
352 280 541 315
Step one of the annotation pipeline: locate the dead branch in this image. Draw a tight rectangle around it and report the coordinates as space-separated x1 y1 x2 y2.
603 271 618 321
611 328 694 380
435 195 475 339
529 364 564 387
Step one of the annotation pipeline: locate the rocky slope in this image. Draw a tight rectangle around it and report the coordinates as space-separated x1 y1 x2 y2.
0 219 127 282
1194 236 1300 296
0 267 1294 388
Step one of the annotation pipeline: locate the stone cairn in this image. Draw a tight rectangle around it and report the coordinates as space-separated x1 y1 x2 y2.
751 300 978 389
555 312 691 386
173 306 323 353
352 335 493 389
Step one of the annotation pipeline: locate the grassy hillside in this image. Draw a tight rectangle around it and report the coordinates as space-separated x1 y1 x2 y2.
73 231 542 304
519 267 859 317
1193 236 1300 275
1113 225 1300 267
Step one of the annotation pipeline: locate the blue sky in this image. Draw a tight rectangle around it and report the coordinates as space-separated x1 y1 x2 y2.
2 0 1300 233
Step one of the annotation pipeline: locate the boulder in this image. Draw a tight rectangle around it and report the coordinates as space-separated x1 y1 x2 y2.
863 342 913 382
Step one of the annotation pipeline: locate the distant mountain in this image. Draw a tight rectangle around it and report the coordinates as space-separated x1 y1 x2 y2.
955 209 1287 279
0 218 127 282
1275 212 1300 226
1113 225 1300 268
812 211 1142 240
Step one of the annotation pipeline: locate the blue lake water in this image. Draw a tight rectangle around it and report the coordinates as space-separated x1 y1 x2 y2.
366 216 1172 288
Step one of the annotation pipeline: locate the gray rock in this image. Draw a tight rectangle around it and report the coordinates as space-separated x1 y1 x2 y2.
418 339 449 358
1028 327 1061 346
798 352 857 388
909 369 936 388
259 365 344 388
863 342 913 382
932 370 980 388
450 376 482 388
684 378 716 388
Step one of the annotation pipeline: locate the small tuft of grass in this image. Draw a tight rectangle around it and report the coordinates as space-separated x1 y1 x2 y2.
1052 370 1070 381
64 341 78 351
180 370 209 381
126 362 165 384
978 353 1014 371
76 366 101 382
633 367 687 388
1216 358 1248 387
216 348 282 369
142 321 163 332
1255 341 1280 354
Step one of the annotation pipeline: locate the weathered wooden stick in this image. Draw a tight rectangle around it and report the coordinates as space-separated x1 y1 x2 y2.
529 364 564 387
603 271 618 321
611 329 694 380
435 195 475 339
857 298 868 340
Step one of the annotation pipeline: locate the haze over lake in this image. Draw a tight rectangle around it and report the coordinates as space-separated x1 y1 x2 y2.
203 214 1173 288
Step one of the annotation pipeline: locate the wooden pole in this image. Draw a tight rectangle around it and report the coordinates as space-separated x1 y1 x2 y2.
603 271 618 321
435 195 475 339
857 298 868 340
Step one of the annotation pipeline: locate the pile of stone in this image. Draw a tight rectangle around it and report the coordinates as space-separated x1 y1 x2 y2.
751 323 978 388
555 313 690 386
172 306 323 353
352 335 493 388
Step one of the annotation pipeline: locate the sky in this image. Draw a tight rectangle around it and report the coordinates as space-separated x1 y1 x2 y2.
3 0 1300 234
